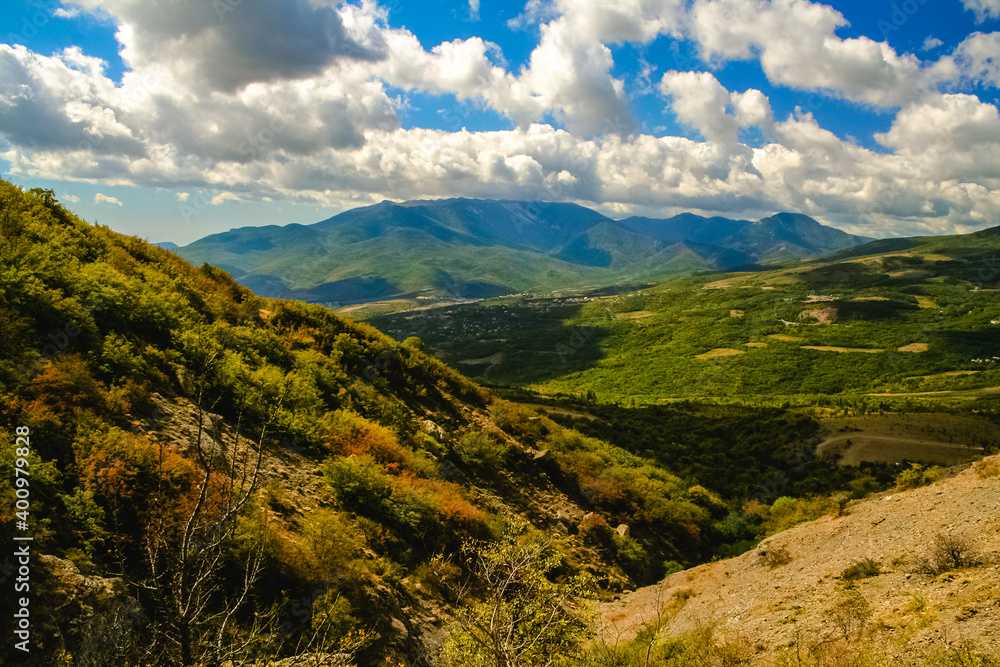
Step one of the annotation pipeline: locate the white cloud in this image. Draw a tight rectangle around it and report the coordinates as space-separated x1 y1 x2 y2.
61 193 80 203
962 0 1000 22
210 191 240 206
95 192 123 206
660 71 772 144
508 0 558 29
0 0 997 238
689 0 935 107
955 32 1000 88
923 37 944 51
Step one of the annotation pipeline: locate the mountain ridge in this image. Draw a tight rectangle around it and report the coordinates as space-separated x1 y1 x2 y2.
177 199 872 306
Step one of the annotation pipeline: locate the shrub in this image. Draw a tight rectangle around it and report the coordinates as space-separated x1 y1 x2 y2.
578 513 613 546
758 543 791 568
662 560 685 577
612 534 648 573
913 532 981 576
761 495 837 536
827 588 872 642
455 430 507 470
841 558 881 582
895 463 942 490
975 457 1000 479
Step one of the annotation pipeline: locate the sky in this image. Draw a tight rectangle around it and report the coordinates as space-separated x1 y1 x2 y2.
1 0 999 245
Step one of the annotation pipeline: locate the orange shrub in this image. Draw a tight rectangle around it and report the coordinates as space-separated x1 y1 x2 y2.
315 410 407 462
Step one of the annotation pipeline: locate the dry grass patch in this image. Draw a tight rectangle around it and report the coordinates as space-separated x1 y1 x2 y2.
695 348 744 360
802 346 884 354
768 334 803 342
897 342 929 353
975 457 1000 479
915 296 938 309
614 310 656 320
745 342 768 348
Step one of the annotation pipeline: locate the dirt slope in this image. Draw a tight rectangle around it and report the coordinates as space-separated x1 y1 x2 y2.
599 455 1000 660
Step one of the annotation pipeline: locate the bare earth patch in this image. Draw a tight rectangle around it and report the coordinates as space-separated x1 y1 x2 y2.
730 309 744 318
817 435 982 466
695 348 745 360
599 454 1000 662
456 351 504 366
802 345 884 353
799 307 838 324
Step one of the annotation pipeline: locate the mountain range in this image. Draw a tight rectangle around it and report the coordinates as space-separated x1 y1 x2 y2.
177 199 871 305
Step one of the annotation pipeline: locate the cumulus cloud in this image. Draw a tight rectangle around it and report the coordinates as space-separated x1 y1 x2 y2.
955 32 1000 88
688 0 938 107
660 71 772 144
64 0 383 92
923 37 944 51
962 0 1000 22
61 193 79 203
1 0 998 238
95 192 122 206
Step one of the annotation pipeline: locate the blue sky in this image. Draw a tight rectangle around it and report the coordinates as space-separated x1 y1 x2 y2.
1 0 1000 243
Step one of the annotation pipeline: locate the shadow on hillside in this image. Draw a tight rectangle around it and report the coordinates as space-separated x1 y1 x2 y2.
370 300 610 385
934 327 1000 359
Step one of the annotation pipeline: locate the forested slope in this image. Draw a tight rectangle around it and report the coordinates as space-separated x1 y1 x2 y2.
0 181 744 666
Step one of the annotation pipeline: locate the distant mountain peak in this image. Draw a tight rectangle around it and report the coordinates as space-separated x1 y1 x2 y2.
179 199 872 305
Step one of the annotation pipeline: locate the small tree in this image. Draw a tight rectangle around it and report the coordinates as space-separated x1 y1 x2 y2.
140 347 286 665
440 519 593 667
913 532 980 576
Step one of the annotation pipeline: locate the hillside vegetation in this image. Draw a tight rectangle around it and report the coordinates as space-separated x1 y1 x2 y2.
371 231 1000 405
2 181 997 667
0 180 876 666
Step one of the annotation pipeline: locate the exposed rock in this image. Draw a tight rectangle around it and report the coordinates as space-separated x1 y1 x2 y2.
30 555 145 666
799 306 838 324
616 524 630 538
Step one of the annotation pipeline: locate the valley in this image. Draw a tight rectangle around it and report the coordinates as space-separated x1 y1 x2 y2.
2 182 998 667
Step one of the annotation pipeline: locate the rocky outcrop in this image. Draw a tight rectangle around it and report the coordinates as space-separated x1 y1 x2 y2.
29 555 145 666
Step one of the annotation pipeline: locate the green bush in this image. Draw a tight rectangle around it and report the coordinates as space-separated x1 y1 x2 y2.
662 560 684 577
456 430 507 469
895 463 942 490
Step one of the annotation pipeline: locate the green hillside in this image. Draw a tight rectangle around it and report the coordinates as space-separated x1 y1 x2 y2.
177 199 870 306
0 180 899 666
371 230 1000 405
